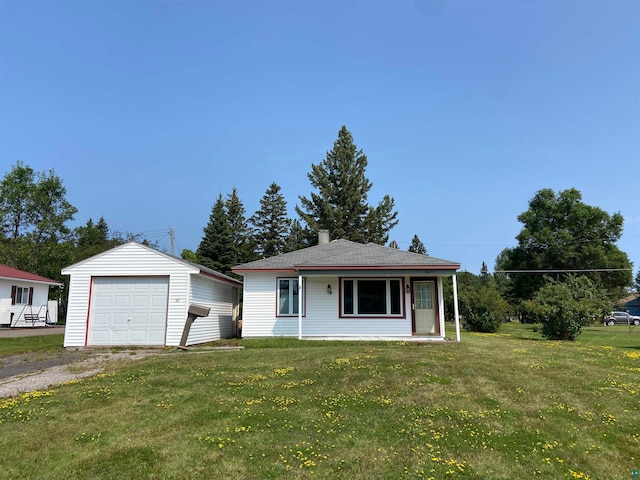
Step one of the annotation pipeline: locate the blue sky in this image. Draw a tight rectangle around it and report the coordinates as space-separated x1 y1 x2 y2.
1 0 638 274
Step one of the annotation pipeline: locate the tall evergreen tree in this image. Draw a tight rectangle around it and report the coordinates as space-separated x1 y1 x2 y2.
296 125 398 245
73 216 121 262
389 240 399 249
225 187 257 264
408 234 427 255
251 182 290 258
197 194 235 274
480 261 489 277
284 219 308 253
635 269 640 296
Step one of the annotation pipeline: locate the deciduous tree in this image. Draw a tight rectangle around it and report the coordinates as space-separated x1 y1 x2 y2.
0 161 77 281
0 161 76 242
497 188 631 301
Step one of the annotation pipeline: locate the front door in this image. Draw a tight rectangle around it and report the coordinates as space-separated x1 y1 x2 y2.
414 281 437 335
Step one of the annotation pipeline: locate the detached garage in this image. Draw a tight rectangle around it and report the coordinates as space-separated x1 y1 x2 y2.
62 242 241 347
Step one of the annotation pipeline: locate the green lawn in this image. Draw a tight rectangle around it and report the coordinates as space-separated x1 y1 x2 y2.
0 333 65 356
1 325 639 479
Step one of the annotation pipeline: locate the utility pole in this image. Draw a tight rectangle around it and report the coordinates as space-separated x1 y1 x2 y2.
169 226 175 256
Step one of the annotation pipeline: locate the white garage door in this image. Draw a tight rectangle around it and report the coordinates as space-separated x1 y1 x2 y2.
88 277 169 346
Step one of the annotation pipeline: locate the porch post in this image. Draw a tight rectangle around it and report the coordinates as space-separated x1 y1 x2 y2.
298 274 303 340
452 273 460 342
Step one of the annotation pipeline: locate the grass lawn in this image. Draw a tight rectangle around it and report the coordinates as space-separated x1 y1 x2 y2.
1 325 639 479
0 334 65 356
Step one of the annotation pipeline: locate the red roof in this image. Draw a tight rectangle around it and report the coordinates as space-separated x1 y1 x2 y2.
0 264 61 285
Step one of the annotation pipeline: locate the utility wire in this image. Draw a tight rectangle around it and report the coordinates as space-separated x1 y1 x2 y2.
495 268 632 274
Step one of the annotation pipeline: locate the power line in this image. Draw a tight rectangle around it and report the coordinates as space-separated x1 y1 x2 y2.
496 268 632 274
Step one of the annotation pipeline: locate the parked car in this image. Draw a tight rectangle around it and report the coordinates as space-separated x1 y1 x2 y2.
603 311 640 326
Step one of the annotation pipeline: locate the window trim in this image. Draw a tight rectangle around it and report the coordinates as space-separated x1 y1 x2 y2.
339 278 406 319
276 277 305 317
11 286 33 305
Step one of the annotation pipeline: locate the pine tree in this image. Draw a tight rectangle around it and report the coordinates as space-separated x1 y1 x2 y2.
284 219 308 253
225 187 257 264
250 182 291 258
197 194 235 274
389 240 399 249
408 234 427 255
296 125 398 245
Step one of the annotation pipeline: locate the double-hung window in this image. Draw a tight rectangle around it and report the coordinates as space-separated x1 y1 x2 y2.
341 278 403 317
277 278 301 316
12 286 32 305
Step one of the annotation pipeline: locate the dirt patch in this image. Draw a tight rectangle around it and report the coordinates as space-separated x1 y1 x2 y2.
0 349 163 398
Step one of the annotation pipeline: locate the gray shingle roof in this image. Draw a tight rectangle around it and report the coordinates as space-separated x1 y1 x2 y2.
233 239 460 272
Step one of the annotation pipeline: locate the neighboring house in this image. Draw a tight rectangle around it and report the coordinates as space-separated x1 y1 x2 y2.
232 236 462 341
0 264 61 328
62 242 242 347
617 295 640 317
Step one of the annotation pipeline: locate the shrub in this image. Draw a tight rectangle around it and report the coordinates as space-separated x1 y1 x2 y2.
459 284 508 333
526 275 610 340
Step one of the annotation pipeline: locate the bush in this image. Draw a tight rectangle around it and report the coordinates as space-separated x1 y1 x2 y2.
526 275 610 341
459 284 508 333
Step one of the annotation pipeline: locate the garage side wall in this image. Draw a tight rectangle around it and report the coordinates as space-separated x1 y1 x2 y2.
62 244 196 347
183 275 236 345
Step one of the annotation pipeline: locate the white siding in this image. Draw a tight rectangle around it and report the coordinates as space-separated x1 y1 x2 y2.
184 274 236 345
242 272 296 337
62 243 240 347
63 243 194 347
0 280 54 327
241 274 415 338
302 276 413 337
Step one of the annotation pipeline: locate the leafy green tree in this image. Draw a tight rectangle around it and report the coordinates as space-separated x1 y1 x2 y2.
389 240 399 249
497 188 632 301
408 234 427 255
457 271 508 333
0 161 77 242
0 161 77 284
296 125 398 245
225 188 257 264
251 182 290 258
524 275 611 340
180 249 198 262
635 269 640 296
284 219 308 253
197 194 235 274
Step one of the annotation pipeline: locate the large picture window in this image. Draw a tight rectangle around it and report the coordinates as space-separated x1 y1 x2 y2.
277 278 301 316
341 278 403 317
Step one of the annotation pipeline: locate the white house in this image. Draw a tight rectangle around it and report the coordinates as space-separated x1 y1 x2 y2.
0 264 61 328
232 236 462 341
62 242 242 347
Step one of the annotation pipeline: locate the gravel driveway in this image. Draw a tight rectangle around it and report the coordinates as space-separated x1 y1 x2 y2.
0 349 161 398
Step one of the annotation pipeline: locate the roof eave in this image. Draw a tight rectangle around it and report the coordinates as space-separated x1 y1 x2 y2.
0 276 63 286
